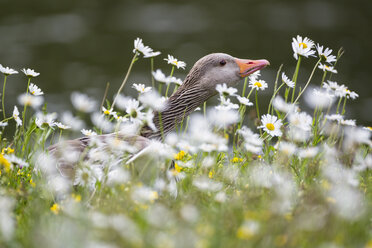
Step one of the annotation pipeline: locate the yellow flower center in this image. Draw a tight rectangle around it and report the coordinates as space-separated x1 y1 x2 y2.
266 123 275 131
325 65 330 70
32 91 35 95
367 126 372 131
299 42 308 49
254 82 262 87
104 110 110 115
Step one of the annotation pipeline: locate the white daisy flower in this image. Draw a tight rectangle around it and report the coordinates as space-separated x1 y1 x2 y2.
325 114 343 121
281 72 295 88
288 111 313 131
17 93 44 109
132 83 152 94
4 154 29 168
248 79 268 91
344 88 358 100
164 55 186 69
363 126 372 132
166 76 183 86
291 35 315 60
81 129 97 136
71 92 97 113
298 147 319 158
54 122 71 130
340 119 356 126
236 96 253 106
138 91 166 111
316 44 337 64
322 81 347 98
61 111 85 131
144 110 157 132
192 176 222 192
91 112 114 133
304 88 335 109
273 96 297 113
35 112 57 129
278 142 297 156
215 97 239 111
258 114 283 137
248 71 261 81
208 108 239 128
28 83 44 96
216 83 238 97
133 38 153 57
152 69 168 83
21 68 40 77
102 106 117 118
12 106 22 126
0 64 18 76
125 99 145 122
143 51 161 58
237 126 263 154
318 63 337 73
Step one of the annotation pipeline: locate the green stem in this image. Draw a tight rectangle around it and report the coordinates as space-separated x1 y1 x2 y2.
22 77 32 132
329 47 344 81
165 66 175 98
151 58 155 88
255 91 262 136
291 56 302 103
268 83 285 114
320 71 327 87
246 88 254 99
158 83 163 95
112 52 138 109
2 75 8 119
241 77 248 97
165 83 171 98
336 97 343 114
203 102 207 118
341 97 347 115
292 59 321 106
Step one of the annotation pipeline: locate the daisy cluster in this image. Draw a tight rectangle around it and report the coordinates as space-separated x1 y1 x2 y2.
0 36 370 248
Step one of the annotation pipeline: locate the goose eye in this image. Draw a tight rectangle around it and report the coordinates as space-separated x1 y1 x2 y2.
219 59 226 66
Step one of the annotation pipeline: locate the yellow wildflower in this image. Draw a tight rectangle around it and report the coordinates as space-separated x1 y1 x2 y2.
174 150 186 160
30 179 36 188
0 154 11 172
174 162 182 173
365 240 372 248
1 147 14 154
231 157 243 163
236 226 254 240
71 193 82 202
50 203 60 215
208 169 214 179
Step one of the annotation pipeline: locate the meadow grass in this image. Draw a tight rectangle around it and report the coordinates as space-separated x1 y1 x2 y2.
0 36 371 248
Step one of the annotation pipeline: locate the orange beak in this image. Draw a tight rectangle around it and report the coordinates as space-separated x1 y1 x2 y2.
234 58 270 77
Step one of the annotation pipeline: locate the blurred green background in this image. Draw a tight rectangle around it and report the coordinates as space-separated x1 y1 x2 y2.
1 0 371 124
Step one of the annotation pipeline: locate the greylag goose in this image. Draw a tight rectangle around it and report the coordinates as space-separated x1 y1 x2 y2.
49 53 269 177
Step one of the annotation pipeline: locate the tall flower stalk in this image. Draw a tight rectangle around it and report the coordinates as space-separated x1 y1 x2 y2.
2 75 8 119
112 52 138 109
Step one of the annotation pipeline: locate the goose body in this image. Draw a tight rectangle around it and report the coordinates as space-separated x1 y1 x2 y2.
49 53 269 178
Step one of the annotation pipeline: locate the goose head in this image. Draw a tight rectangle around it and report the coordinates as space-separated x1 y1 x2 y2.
180 53 270 94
